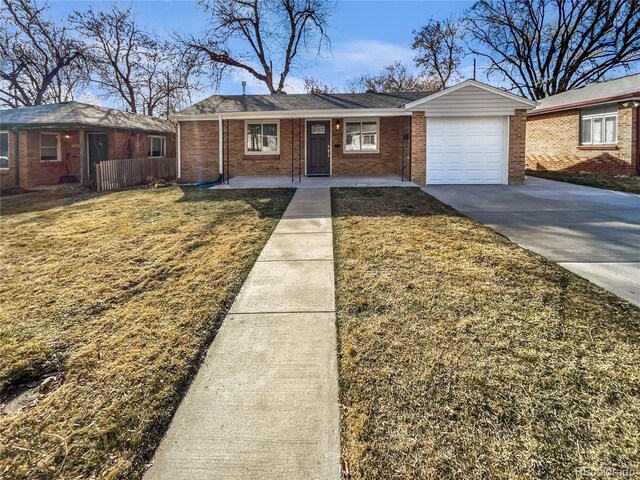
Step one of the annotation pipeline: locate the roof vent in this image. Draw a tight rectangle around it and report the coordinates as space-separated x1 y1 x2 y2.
242 81 246 95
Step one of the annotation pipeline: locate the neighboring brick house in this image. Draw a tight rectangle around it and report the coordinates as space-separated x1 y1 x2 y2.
0 102 176 192
526 74 640 176
173 80 535 186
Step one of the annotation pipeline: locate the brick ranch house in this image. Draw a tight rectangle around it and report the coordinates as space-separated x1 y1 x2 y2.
0 102 176 192
173 80 536 186
526 73 640 176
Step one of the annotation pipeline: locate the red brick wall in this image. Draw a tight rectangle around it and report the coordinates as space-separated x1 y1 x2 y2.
178 116 409 181
526 103 638 176
509 109 528 184
178 121 219 183
16 130 82 187
0 128 176 189
410 112 426 185
331 117 408 175
107 131 176 160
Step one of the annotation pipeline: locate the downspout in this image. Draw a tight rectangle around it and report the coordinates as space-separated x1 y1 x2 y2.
177 121 181 179
13 131 19 187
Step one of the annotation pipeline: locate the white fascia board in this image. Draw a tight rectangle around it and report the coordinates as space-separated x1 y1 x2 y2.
172 108 410 121
404 79 537 110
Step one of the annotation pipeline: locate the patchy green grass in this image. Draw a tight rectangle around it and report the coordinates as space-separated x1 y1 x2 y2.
526 169 640 194
332 187 640 480
0 186 293 479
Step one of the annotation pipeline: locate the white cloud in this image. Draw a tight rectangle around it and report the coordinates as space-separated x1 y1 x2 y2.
328 39 415 75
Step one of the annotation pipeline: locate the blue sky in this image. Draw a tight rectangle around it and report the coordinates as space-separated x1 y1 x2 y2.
49 0 477 102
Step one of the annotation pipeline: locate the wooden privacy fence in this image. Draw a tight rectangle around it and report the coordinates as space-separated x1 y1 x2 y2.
96 157 177 192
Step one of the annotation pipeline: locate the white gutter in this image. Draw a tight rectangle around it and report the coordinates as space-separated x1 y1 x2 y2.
218 116 223 176
173 108 411 122
176 121 181 178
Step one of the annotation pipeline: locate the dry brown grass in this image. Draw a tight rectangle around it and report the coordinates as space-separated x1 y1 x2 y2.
526 169 640 194
332 187 640 480
0 186 293 479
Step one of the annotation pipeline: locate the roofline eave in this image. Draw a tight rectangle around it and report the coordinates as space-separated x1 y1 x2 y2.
528 92 640 116
171 108 413 121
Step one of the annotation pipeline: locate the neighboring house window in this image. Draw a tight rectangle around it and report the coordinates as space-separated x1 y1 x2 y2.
148 136 166 158
40 133 60 162
345 119 379 152
245 121 279 154
0 131 8 170
580 105 617 145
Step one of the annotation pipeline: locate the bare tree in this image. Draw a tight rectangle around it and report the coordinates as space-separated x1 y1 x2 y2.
346 62 438 93
184 0 331 94
71 5 200 116
466 0 640 99
0 0 85 108
412 17 464 90
303 76 336 93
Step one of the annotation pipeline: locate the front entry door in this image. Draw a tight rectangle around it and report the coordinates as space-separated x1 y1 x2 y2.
307 121 330 175
88 133 108 181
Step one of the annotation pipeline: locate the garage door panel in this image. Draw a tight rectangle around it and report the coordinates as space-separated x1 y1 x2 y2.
426 116 507 185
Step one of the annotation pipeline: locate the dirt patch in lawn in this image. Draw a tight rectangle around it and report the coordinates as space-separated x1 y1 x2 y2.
0 186 293 479
526 169 640 194
332 187 640 480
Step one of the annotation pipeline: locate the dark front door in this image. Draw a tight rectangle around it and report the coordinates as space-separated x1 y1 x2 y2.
307 121 330 175
88 133 108 180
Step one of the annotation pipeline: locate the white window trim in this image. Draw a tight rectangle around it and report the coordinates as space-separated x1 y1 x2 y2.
244 120 280 155
148 135 166 158
580 111 617 145
0 130 8 170
343 117 380 154
40 132 61 162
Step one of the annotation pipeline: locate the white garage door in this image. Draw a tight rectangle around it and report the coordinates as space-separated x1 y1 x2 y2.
426 117 508 184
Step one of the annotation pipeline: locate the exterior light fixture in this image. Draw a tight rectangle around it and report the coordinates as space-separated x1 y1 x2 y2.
64 134 71 139
336 120 341 131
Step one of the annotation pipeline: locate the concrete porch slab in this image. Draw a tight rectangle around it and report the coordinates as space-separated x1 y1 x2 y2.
212 174 418 189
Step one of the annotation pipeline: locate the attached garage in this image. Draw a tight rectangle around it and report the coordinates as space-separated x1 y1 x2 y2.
426 116 508 184
405 80 536 185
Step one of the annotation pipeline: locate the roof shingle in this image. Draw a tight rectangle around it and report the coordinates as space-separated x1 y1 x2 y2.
0 102 174 133
533 73 640 113
175 91 432 115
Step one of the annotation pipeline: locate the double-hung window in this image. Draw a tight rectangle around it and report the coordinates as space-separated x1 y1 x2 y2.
245 121 279 154
345 119 378 152
580 105 617 145
40 133 60 162
148 136 166 158
0 131 8 170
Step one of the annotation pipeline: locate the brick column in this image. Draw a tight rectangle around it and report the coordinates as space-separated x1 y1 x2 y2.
508 109 527 184
410 111 426 185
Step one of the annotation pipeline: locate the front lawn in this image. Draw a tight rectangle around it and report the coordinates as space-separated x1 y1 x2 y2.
526 168 640 194
0 187 293 479
332 188 640 480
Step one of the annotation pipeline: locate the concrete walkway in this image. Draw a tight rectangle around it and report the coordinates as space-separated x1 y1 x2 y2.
425 177 640 306
145 188 340 479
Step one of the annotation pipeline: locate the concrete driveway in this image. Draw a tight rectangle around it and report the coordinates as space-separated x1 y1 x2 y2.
425 177 640 307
